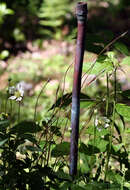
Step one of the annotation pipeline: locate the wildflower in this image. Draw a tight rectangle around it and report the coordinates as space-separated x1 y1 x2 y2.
8 86 15 95
94 116 110 131
9 82 24 102
94 117 98 127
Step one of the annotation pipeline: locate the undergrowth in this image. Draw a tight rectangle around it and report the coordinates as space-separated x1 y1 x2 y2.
0 36 130 190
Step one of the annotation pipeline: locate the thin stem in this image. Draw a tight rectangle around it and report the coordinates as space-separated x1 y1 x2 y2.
18 101 20 122
5 97 8 114
106 73 109 117
34 79 50 122
104 73 110 181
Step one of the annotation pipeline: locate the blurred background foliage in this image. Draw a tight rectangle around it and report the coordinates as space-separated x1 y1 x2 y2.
0 0 129 54
0 1 129 188
0 0 130 120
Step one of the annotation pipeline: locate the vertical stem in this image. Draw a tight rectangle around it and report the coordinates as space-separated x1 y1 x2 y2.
18 101 20 122
106 73 109 117
70 2 87 177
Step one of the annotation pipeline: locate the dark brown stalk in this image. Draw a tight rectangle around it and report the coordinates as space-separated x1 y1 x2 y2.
70 2 87 177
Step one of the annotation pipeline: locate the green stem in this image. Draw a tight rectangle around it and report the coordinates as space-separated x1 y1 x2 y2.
18 101 20 122
34 79 50 122
106 73 109 117
104 73 110 181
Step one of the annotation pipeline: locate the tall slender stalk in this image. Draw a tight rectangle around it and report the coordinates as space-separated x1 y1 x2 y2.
70 2 87 177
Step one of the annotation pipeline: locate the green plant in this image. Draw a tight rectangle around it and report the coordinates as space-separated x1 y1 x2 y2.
0 2 14 25
38 0 72 39
49 41 130 189
0 37 130 189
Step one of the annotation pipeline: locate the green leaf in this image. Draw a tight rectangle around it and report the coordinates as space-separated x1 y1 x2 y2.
20 134 37 144
60 182 71 189
89 138 109 152
79 143 100 155
54 170 71 181
50 93 90 110
71 184 86 190
116 103 130 120
86 125 110 136
80 101 95 109
112 144 123 152
11 121 42 135
85 182 121 190
51 142 70 157
0 120 10 126
0 138 8 146
0 120 10 132
0 50 9 59
83 56 113 75
26 145 41 152
50 93 72 110
79 153 96 173
107 170 122 184
50 126 62 137
125 128 130 133
121 56 130 65
114 42 129 55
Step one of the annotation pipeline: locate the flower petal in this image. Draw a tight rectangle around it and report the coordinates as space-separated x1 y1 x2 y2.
9 96 16 100
16 97 22 101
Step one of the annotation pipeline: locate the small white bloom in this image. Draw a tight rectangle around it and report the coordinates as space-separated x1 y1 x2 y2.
16 97 22 102
16 83 24 97
104 123 110 128
8 86 15 95
9 95 16 100
8 82 25 102
94 117 98 127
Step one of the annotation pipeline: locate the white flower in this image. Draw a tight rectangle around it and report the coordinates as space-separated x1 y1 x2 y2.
8 82 24 102
16 83 24 97
104 123 110 128
8 86 15 95
94 117 98 126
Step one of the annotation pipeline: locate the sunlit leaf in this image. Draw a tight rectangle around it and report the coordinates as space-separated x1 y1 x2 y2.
79 153 96 173
116 103 130 120
107 170 122 184
121 56 130 65
125 128 130 133
114 42 129 56
86 125 110 136
112 144 123 152
90 139 109 152
83 56 113 75
80 101 95 109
